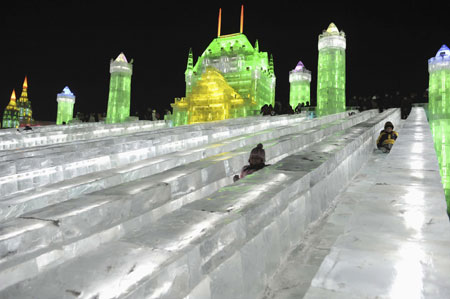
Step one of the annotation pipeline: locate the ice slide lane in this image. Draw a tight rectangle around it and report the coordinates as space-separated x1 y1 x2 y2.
0 114 310 196
0 120 168 150
0 110 377 289
0 109 401 298
0 111 362 222
300 107 450 299
0 114 307 160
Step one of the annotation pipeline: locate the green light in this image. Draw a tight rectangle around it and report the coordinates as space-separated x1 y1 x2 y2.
17 77 32 126
316 23 346 116
172 32 276 126
56 87 75 125
106 53 133 124
428 44 450 212
289 61 311 109
2 90 20 129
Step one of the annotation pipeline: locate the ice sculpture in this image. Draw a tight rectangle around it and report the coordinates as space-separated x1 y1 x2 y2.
428 44 450 212
289 61 311 109
56 86 76 125
2 90 20 128
316 23 346 116
106 53 133 124
171 5 276 126
17 76 32 126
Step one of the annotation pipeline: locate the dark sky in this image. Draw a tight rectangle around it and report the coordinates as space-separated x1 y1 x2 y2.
2 0 449 121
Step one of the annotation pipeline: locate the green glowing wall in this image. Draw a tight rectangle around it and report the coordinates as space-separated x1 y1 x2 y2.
428 44 450 212
317 48 346 116
2 110 19 128
56 101 75 124
290 81 310 109
107 73 131 123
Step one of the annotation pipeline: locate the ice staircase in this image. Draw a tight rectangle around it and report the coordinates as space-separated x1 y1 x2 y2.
0 121 167 150
0 109 401 298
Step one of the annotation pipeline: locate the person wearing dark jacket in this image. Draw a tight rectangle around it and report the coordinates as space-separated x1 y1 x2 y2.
233 143 267 182
376 121 398 153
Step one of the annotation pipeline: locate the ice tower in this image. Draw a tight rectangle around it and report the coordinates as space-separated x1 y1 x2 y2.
106 53 133 124
2 90 20 129
17 76 32 126
316 23 346 116
428 44 450 212
56 86 76 125
289 61 311 109
171 6 276 126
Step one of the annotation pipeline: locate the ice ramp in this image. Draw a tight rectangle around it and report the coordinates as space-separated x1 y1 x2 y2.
0 109 423 299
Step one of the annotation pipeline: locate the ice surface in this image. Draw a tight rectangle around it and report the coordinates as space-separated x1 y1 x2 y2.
298 108 450 299
0 109 402 298
0 111 366 222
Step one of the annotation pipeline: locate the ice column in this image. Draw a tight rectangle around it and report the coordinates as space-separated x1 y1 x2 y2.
289 61 311 109
316 22 346 116
56 86 76 125
106 53 133 124
428 44 450 212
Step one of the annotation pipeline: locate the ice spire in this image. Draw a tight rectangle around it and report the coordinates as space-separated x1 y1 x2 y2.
19 76 28 102
254 39 259 52
436 44 450 58
326 22 339 34
186 48 193 73
269 54 274 74
294 61 305 71
9 89 16 104
115 52 128 63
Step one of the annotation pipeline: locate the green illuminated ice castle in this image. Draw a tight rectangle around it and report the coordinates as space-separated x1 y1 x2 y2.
171 6 276 126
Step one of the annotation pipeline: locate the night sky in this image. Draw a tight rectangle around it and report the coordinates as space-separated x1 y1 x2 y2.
2 1 449 121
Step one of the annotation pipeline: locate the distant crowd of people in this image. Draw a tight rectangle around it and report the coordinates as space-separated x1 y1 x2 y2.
260 101 311 116
354 94 413 119
72 108 172 123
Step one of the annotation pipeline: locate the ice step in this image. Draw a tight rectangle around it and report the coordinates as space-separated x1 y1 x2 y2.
0 115 312 197
0 110 375 279
0 110 399 293
0 110 401 298
0 111 366 222
0 113 308 162
0 113 313 151
0 120 168 150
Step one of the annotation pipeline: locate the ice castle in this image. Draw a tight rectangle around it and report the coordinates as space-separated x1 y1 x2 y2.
171 6 276 126
2 90 19 128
